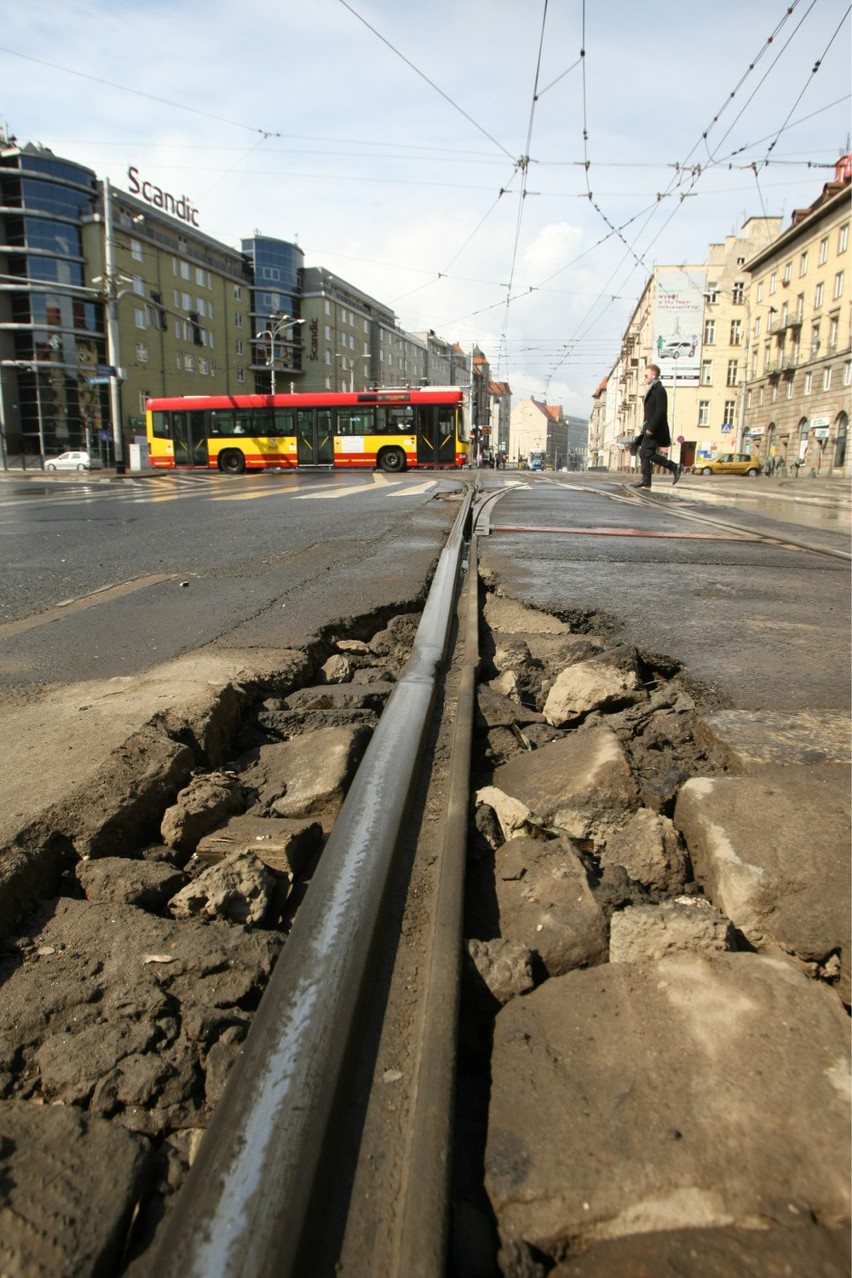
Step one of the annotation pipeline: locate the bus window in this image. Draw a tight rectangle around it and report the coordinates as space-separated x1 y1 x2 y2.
377 406 415 434
209 411 234 437
151 411 172 439
234 409 254 435
274 408 296 437
337 407 375 435
252 409 277 436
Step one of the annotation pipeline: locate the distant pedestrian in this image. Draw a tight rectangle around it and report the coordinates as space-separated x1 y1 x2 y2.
633 364 682 490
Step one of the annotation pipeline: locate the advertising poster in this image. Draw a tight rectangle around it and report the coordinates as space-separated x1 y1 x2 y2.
654 269 706 387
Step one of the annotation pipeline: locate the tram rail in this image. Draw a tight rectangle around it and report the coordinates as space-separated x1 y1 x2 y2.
151 483 483 1278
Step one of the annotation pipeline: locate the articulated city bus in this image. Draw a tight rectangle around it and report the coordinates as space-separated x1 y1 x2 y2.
145 386 469 473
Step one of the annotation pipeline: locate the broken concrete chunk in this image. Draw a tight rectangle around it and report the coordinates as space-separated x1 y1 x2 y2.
194 813 323 878
492 726 636 840
486 954 851 1262
168 848 276 926
75 856 188 910
160 770 248 853
602 807 687 893
238 725 372 819
493 835 608 976
675 770 851 1002
466 938 535 1004
609 898 734 963
543 660 641 727
320 654 352 684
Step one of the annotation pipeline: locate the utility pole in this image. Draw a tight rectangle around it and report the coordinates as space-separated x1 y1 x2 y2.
102 178 125 474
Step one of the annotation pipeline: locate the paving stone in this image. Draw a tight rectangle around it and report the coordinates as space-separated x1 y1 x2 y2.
609 898 734 963
695 709 852 772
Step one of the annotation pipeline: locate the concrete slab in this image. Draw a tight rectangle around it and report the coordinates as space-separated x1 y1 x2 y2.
674 767 850 1000
486 954 850 1261
695 709 851 771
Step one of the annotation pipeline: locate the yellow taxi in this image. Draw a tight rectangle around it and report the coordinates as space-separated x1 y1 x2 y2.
694 453 762 476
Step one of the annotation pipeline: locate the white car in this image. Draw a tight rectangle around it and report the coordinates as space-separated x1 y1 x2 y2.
659 340 694 360
44 451 103 472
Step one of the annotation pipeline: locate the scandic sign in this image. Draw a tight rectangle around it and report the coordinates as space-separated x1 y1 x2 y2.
127 167 200 227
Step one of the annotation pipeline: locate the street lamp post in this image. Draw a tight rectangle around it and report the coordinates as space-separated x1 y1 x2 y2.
256 314 304 395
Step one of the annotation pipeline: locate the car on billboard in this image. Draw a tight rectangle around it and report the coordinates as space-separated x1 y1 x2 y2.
659 340 695 360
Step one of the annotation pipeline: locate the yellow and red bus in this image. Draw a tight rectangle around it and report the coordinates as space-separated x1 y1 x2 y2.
145 386 469 474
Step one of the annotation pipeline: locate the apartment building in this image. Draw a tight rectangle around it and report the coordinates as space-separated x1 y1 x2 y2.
509 396 585 468
488 379 512 459
743 160 851 475
596 218 783 470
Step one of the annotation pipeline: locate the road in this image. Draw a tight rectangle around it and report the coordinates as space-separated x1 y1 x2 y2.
475 469 851 713
0 469 463 693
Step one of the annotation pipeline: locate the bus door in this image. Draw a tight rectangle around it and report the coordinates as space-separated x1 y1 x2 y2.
296 408 334 466
416 406 456 466
173 411 209 467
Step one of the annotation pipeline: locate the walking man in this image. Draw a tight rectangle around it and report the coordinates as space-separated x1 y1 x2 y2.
634 364 682 489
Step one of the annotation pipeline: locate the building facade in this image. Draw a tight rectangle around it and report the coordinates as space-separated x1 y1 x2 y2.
0 140 104 459
743 162 851 475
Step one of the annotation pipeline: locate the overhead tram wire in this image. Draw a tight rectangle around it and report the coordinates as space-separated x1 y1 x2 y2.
496 0 551 376
337 0 515 162
0 46 282 140
540 0 821 393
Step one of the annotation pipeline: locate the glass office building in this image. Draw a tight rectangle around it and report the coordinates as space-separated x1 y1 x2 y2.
0 139 106 460
241 235 305 392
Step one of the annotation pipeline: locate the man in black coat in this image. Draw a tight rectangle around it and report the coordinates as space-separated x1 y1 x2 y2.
634 364 682 489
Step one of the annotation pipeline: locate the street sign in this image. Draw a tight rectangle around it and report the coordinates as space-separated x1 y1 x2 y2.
87 376 111 385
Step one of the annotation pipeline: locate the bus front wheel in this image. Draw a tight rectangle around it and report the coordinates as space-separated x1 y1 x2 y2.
378 447 406 473
218 449 246 475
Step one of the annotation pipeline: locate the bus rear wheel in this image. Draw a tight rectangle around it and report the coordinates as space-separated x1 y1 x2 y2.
218 449 246 475
378 446 406 473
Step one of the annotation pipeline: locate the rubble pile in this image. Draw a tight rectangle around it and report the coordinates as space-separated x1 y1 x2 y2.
458 588 850 1277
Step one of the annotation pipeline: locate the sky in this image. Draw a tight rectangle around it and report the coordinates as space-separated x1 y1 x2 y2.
1 0 850 416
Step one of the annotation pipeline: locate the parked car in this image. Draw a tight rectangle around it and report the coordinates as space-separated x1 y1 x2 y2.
44 451 103 472
694 453 762 476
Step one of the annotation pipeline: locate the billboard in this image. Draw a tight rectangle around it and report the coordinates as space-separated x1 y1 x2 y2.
654 269 705 387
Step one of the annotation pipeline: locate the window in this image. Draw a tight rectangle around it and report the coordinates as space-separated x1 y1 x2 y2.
324 300 331 316
196 267 205 286
726 359 739 386
799 251 809 276
753 316 761 338
730 319 742 345
751 352 758 377
235 339 244 356
786 377 794 399
181 291 191 311
833 271 844 300
703 319 715 344
701 360 713 385
804 372 813 395
199 358 209 376
759 386 765 406
705 283 718 303
822 367 832 391
769 272 777 294
234 285 242 300
757 281 764 302
237 367 245 383
723 399 736 423
796 294 804 322
818 237 828 266
132 275 144 296
782 261 792 284
829 314 840 350
698 401 710 426
732 281 744 304
180 261 191 280
136 342 149 363
131 238 143 262
844 360 852 386
814 282 824 309
183 354 194 372
134 307 147 329
811 324 820 354
839 224 849 254
235 313 243 328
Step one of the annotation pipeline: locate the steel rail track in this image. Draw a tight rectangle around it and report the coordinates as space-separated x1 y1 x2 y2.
150 483 479 1278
